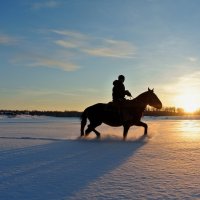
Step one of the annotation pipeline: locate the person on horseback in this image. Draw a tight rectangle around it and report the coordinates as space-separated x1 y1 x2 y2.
112 75 132 122
112 75 132 102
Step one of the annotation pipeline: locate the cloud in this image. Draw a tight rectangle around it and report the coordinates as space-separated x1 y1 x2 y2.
6 30 80 72
51 30 87 40
17 88 80 97
12 53 79 72
0 34 18 45
55 40 81 49
187 57 198 63
177 71 200 88
29 58 79 71
52 29 89 49
163 71 200 95
52 30 136 59
9 29 136 73
83 39 136 58
31 0 61 10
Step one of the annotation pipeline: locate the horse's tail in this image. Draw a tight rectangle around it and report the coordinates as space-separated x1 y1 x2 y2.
80 108 88 136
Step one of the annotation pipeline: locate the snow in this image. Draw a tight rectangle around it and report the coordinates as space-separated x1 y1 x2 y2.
0 115 200 200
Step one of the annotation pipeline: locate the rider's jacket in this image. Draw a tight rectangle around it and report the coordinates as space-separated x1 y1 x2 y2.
112 80 130 102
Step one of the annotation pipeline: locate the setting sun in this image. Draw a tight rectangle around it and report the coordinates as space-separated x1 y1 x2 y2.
175 92 199 113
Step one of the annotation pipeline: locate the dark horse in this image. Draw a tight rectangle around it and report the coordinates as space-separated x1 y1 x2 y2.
81 88 162 139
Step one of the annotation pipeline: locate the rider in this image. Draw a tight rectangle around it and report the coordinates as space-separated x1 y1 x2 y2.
112 75 132 102
112 75 132 122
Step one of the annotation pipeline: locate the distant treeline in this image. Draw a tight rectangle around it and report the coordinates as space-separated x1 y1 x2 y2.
0 110 82 117
1 106 200 117
145 106 200 116
144 106 184 116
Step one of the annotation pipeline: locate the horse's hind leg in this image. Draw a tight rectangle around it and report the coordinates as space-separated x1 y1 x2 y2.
81 119 87 137
85 123 101 138
85 125 93 136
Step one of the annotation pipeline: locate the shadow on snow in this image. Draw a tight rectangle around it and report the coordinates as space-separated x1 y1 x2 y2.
0 136 147 200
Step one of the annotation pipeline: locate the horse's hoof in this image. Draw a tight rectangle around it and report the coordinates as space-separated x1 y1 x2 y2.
78 135 84 139
85 132 89 137
95 134 100 139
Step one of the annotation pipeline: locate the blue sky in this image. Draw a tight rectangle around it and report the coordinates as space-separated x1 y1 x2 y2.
1 0 200 111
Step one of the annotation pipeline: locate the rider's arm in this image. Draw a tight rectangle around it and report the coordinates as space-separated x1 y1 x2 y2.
125 90 132 97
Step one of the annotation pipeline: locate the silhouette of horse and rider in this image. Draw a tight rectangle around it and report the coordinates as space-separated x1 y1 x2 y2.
81 75 162 140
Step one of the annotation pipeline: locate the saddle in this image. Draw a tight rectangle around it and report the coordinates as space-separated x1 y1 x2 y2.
106 101 132 122
107 100 130 109
106 101 121 113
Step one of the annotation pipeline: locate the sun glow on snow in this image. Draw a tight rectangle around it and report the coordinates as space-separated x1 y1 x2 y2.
175 91 199 113
179 120 200 140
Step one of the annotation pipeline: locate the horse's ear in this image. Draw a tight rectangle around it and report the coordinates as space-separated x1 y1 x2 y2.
148 87 154 92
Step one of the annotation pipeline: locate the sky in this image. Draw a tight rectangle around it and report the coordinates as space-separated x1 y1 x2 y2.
1 0 200 111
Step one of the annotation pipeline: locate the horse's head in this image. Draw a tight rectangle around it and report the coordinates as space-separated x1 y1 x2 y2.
146 88 162 109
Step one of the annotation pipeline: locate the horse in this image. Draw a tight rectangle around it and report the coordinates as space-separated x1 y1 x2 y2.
80 88 162 140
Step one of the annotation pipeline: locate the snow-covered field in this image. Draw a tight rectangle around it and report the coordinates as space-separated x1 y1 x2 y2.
0 115 200 200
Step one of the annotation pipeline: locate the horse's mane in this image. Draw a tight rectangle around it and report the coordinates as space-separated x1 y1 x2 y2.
120 91 149 109
131 91 148 103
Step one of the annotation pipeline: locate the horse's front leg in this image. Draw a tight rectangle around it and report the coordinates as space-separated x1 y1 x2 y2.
135 121 148 135
123 124 130 140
